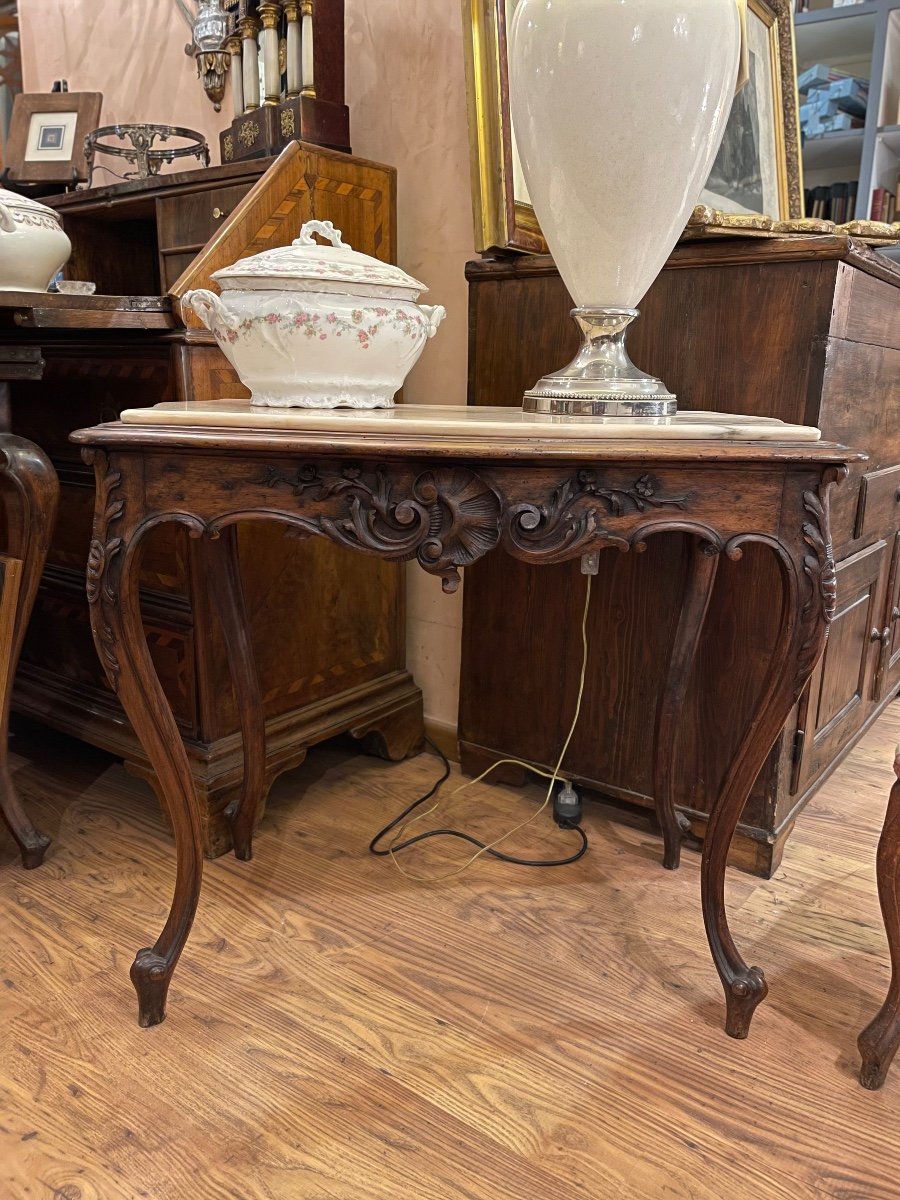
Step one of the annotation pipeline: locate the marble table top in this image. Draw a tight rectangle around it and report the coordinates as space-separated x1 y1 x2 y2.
119 401 822 443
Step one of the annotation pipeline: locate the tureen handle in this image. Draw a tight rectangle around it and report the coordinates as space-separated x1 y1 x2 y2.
293 220 349 250
419 305 446 338
0 202 16 235
182 288 238 331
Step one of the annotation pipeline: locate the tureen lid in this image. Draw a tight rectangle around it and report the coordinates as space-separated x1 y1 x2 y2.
211 220 428 298
0 186 61 223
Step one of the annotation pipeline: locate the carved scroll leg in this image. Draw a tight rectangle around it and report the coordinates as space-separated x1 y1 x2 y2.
702 495 835 1039
653 538 719 870
200 526 265 862
0 434 59 869
86 483 204 1027
859 754 900 1089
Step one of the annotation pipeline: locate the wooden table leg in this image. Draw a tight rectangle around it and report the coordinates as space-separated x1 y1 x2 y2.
0 434 58 869
701 481 838 1038
85 452 204 1027
199 525 265 862
858 748 900 1089
653 537 719 870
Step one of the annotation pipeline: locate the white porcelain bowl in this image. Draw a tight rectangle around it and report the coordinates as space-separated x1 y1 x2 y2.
183 220 445 409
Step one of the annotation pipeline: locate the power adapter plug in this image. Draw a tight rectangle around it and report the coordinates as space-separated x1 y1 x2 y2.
554 781 582 828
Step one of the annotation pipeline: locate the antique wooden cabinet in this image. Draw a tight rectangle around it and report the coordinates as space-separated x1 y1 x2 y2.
2 144 423 856
460 237 899 875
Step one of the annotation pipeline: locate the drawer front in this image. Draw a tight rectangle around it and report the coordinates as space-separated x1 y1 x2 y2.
855 464 900 542
157 184 248 250
160 250 199 293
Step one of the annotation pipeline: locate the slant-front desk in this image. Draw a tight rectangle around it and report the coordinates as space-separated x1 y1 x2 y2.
0 144 424 857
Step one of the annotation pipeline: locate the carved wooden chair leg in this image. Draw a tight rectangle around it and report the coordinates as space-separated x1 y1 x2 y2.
85 455 204 1026
0 434 58 869
858 748 900 1089
653 537 718 870
200 525 265 861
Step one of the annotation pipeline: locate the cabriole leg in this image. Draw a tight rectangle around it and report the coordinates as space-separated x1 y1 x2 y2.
0 433 58 869
85 453 204 1027
653 537 718 870
859 752 900 1089
200 525 266 862
702 481 838 1038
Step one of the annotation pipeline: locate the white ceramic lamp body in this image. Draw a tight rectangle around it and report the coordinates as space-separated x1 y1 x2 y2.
509 0 741 416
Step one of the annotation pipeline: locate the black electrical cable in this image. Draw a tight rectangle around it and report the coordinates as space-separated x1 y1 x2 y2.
368 738 588 869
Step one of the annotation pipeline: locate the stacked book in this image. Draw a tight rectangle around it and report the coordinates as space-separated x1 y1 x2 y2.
805 181 858 221
798 64 868 138
871 188 898 223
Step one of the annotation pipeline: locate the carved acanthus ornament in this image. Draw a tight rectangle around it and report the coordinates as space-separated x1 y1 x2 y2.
794 468 844 685
257 463 704 586
84 453 126 692
503 469 691 563
258 463 502 592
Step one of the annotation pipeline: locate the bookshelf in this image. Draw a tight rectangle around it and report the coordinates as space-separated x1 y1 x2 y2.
795 0 900 219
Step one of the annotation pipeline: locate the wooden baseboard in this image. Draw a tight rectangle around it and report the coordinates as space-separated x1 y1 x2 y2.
425 717 459 763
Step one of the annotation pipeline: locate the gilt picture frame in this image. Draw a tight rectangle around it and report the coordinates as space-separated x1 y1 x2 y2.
462 0 803 254
701 0 803 220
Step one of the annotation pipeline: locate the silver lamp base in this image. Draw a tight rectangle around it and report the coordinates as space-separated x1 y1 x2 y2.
522 307 676 418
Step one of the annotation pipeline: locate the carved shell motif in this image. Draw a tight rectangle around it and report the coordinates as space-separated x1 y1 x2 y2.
413 468 502 588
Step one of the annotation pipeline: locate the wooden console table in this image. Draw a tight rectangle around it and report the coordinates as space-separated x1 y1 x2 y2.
71 410 859 1034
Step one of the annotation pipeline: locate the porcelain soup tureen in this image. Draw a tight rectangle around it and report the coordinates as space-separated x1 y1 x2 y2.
183 220 446 408
0 186 71 292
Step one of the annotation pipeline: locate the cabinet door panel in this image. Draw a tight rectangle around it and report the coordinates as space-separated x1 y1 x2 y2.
876 530 900 700
796 539 886 789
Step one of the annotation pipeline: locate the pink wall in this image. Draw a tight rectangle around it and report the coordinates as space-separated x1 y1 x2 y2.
18 0 475 729
19 0 223 179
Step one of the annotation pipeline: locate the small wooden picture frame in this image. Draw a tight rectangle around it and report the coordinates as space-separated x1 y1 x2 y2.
4 91 103 185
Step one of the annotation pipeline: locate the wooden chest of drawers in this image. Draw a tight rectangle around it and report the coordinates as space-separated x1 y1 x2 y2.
460 237 900 875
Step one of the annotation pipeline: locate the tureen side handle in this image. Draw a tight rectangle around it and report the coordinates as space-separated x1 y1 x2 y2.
182 288 237 332
419 305 446 338
0 202 16 235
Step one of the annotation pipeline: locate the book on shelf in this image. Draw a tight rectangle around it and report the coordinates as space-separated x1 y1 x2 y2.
870 188 897 223
805 179 858 222
796 2 866 13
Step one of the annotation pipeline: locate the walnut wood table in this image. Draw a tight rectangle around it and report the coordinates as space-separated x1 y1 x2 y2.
70 409 861 1033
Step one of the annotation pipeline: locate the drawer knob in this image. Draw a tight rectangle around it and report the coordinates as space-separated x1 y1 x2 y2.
213 207 228 220
872 627 884 642
893 607 900 623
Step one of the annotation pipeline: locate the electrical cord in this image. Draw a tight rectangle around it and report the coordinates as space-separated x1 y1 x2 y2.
369 574 593 880
368 737 588 868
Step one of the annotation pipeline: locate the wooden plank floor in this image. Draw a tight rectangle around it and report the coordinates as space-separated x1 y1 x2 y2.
2 707 900 1200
